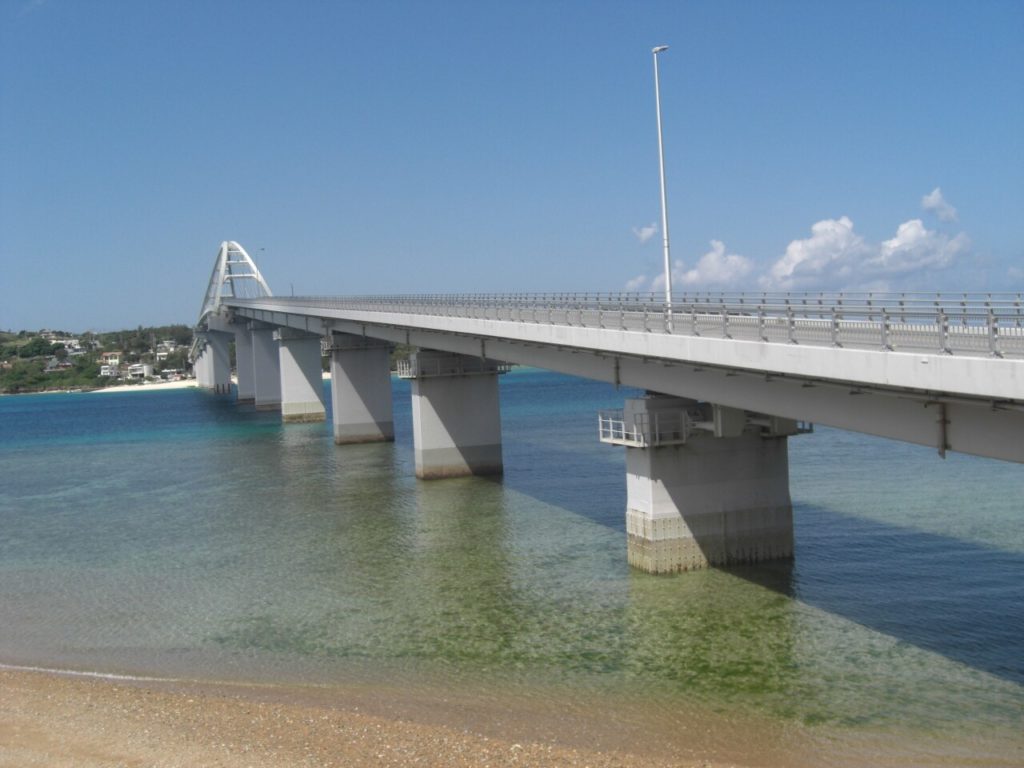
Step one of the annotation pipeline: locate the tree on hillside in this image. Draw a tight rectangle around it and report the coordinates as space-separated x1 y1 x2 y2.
168 325 192 345
0 359 46 392
17 336 56 358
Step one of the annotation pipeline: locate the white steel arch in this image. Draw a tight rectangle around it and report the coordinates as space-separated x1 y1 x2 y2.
191 241 273 363
198 241 273 325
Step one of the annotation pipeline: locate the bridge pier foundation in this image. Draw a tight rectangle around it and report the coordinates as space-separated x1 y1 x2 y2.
329 332 394 444
618 396 796 573
406 351 504 479
251 326 281 411
233 325 255 404
278 328 326 423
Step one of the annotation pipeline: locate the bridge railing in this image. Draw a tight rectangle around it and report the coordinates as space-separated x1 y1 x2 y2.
227 292 1024 359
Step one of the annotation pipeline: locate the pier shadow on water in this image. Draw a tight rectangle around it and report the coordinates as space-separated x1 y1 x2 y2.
497 442 1024 686
375 374 1023 686
785 503 1023 685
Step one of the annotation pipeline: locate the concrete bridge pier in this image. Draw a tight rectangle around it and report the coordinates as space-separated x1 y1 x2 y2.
612 396 799 573
232 324 255 404
329 332 394 444
194 346 211 388
251 325 281 411
277 328 326 423
405 350 505 479
197 332 232 395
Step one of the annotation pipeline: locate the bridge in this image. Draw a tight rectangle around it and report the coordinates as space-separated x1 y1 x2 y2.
192 241 1024 573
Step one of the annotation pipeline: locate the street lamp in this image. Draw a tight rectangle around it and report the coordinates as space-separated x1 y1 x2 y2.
652 44 673 331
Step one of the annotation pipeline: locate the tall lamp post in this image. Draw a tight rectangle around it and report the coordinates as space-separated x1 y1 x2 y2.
652 44 673 332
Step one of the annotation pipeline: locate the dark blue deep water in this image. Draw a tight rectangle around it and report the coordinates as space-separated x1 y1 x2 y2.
1 369 1021 764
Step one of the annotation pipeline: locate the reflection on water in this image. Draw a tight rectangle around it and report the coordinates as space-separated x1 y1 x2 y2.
0 373 1022 764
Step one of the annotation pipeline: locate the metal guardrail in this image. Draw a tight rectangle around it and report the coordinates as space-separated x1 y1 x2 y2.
228 291 1024 360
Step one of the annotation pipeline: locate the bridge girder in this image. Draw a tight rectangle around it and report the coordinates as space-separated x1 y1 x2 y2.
230 304 1024 464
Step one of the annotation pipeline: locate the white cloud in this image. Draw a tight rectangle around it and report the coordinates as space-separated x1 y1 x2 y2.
921 187 958 222
869 219 969 273
760 217 869 290
625 274 648 291
632 222 658 243
628 192 973 293
650 261 681 292
760 216 968 290
677 240 753 286
632 241 753 292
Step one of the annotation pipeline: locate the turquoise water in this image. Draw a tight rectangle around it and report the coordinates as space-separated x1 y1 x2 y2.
1 370 1021 764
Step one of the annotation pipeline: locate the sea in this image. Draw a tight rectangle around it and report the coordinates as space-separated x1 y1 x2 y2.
0 368 1021 766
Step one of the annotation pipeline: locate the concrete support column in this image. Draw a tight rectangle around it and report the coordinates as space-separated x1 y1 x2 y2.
407 350 504 479
251 327 281 411
198 332 232 395
278 328 327 423
329 332 394 444
233 326 255 404
203 350 214 388
622 396 794 573
194 347 210 388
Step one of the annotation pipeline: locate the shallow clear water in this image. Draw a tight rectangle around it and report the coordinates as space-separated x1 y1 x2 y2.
1 370 1021 763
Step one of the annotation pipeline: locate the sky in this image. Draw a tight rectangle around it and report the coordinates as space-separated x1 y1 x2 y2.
1 0 1022 331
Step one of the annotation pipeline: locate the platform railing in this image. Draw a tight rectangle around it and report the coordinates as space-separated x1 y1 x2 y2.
598 409 693 447
227 291 1024 359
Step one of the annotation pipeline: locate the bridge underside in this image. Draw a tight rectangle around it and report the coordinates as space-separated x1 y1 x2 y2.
228 306 1024 465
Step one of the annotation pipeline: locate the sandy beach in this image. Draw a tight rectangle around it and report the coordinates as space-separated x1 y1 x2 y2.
89 371 334 395
88 378 199 394
0 667 737 768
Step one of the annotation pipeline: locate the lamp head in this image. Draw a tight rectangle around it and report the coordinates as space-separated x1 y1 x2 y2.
652 45 669 54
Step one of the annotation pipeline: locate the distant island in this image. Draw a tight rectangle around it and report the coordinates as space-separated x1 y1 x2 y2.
0 325 193 395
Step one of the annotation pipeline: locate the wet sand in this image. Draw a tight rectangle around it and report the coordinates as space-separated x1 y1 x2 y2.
0 668 741 768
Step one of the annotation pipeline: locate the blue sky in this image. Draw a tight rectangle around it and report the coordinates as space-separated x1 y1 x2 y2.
1 0 1021 331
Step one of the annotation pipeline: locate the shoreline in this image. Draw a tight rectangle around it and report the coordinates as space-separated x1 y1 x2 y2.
87 378 198 394
4 372 338 397
0 379 200 397
0 666 737 768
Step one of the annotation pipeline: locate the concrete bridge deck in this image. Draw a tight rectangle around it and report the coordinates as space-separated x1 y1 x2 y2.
223 293 1024 464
